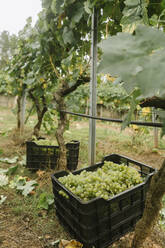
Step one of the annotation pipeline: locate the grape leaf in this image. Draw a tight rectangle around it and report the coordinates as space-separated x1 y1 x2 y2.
17 180 38 197
0 156 18 164
42 0 52 9
70 3 84 28
84 0 93 15
121 96 137 130
62 27 74 44
37 192 54 210
0 174 8 186
121 0 149 33
9 176 27 189
0 168 8 174
0 195 7 205
98 25 165 99
51 0 64 15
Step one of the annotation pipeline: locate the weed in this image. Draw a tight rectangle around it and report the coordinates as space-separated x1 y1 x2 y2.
12 206 24 216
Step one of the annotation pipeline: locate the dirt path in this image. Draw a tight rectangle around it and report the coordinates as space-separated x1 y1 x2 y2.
0 203 43 248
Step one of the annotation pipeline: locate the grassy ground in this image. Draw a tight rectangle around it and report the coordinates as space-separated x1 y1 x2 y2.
0 106 165 248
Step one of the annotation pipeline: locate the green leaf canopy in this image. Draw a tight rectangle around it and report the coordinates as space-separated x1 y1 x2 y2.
98 25 165 99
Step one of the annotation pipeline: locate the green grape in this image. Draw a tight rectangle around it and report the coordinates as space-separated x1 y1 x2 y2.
58 161 143 202
59 190 69 199
34 139 58 146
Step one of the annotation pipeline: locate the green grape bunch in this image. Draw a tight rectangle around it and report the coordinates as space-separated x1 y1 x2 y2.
58 161 143 202
34 139 58 146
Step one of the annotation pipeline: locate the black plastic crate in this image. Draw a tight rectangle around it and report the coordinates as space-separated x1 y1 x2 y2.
51 154 155 248
26 140 80 171
66 140 80 171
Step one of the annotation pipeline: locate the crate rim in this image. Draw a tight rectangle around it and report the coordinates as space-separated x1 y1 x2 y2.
26 141 59 148
26 140 80 148
51 153 156 205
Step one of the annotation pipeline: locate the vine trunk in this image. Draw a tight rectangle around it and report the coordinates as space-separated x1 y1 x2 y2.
131 159 165 247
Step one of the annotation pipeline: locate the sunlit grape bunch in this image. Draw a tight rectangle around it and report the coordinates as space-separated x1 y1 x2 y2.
58 161 143 202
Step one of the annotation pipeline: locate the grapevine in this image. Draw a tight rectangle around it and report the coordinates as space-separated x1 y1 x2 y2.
58 161 143 202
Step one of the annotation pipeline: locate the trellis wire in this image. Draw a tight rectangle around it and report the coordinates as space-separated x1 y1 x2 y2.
61 110 163 128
